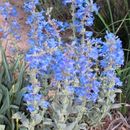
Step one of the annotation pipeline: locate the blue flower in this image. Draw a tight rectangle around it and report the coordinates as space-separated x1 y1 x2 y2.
23 93 33 102
27 105 35 112
85 31 93 38
80 75 88 85
0 5 8 18
26 85 33 92
63 0 72 5
74 87 86 97
86 17 94 26
75 7 85 20
23 2 35 12
92 3 100 14
40 101 50 109
47 38 58 48
10 6 18 16
115 77 122 86
26 15 34 25
89 47 98 60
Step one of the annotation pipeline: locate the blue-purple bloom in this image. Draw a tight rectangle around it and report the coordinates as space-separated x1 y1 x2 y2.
27 105 35 112
23 0 124 113
0 2 21 40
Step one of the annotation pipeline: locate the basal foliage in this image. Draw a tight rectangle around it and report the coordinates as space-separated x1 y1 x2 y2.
0 45 26 130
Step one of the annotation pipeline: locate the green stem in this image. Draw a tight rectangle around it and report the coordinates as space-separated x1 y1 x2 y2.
71 1 76 40
115 12 129 34
106 0 115 32
97 13 110 32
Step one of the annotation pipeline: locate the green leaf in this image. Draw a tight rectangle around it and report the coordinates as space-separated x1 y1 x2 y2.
0 69 4 84
0 46 11 82
14 88 27 105
0 84 10 114
15 61 25 92
10 105 19 109
10 55 23 71
0 89 3 104
0 115 11 128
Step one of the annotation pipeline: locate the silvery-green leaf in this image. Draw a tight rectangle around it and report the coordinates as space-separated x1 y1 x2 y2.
111 103 122 109
51 102 61 111
65 121 78 130
79 123 87 130
66 106 77 114
21 119 29 128
12 112 23 120
114 89 122 93
12 112 29 127
19 127 28 130
98 98 105 103
16 113 29 128
57 123 66 129
31 114 42 125
0 125 5 130
43 118 53 126
109 94 116 103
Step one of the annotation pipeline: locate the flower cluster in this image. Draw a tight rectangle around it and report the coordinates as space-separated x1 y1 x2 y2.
99 32 124 88
63 0 99 35
0 0 124 129
0 2 21 40
23 84 49 112
23 0 124 127
24 0 124 105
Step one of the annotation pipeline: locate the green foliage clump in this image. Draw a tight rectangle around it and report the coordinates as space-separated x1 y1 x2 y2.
0 44 26 130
